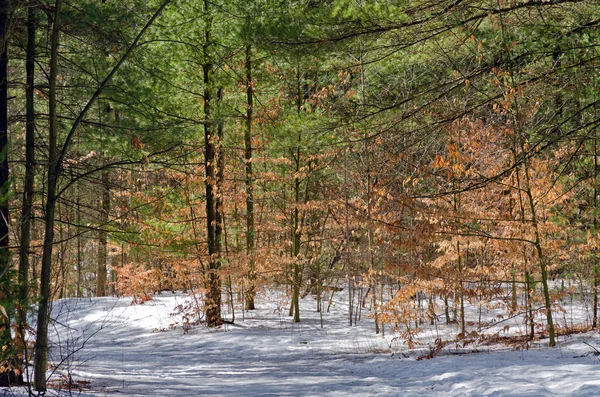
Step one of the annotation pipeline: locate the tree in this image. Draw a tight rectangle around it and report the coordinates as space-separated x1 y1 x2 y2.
15 0 37 382
33 0 171 390
243 44 257 311
200 0 223 327
0 0 13 384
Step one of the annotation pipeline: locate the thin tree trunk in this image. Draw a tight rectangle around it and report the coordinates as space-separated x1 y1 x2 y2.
244 44 256 311
510 96 555 346
522 157 555 346
289 68 303 323
458 241 465 335
344 147 353 325
76 187 82 297
366 151 378 333
593 136 598 328
215 86 224 247
291 153 301 323
512 145 535 341
511 268 517 312
0 0 12 378
215 85 225 316
594 273 598 329
16 0 36 380
58 202 68 299
358 42 379 333
96 170 110 297
34 0 62 390
451 124 466 336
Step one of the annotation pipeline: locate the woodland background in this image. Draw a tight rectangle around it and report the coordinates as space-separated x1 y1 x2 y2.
1 0 600 391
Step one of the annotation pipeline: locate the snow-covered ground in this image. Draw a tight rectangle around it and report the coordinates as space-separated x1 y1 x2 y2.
5 289 600 396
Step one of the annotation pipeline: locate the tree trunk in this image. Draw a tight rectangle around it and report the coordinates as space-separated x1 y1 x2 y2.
593 275 598 329
214 85 225 316
202 0 221 326
290 157 301 323
458 241 465 336
34 0 62 390
0 0 12 380
593 137 598 328
511 269 517 312
76 187 82 297
344 147 353 325
244 44 256 311
16 0 36 380
96 170 110 297
289 68 304 323
523 163 555 346
290 137 302 323
512 113 555 346
365 143 378 334
511 120 554 346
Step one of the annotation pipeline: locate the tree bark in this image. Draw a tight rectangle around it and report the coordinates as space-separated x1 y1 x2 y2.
0 0 12 378
202 0 221 326
34 0 62 390
244 44 256 311
96 170 110 297
593 136 598 328
215 86 224 271
289 69 303 323
76 186 82 297
16 0 36 380
215 85 225 316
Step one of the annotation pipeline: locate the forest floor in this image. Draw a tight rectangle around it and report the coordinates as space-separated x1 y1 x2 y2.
6 287 600 396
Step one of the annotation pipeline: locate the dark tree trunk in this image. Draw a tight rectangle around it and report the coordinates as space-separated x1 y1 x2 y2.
34 0 62 391
289 68 303 323
244 44 256 311
215 86 225 317
16 0 37 381
593 137 598 329
203 0 221 326
0 0 12 382
215 86 224 263
76 187 82 297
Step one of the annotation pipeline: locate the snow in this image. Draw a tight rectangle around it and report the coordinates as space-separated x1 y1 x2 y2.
4 289 600 396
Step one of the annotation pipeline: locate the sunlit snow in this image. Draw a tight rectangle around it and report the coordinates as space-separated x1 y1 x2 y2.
5 289 600 396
